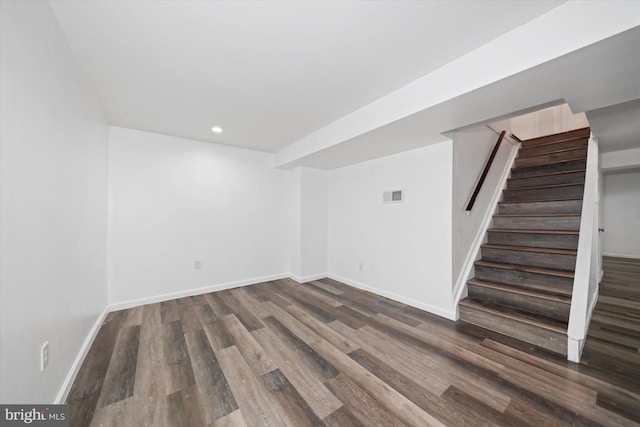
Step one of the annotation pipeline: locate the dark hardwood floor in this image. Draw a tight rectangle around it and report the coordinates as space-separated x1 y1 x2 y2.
581 256 640 413
67 270 640 426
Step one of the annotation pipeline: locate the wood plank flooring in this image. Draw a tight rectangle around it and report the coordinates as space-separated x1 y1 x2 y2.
68 273 640 426
581 256 640 417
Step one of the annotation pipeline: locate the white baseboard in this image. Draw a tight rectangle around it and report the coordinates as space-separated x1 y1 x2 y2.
55 306 110 404
288 273 329 284
602 252 640 260
328 274 457 321
567 337 584 363
108 273 288 311
567 287 599 363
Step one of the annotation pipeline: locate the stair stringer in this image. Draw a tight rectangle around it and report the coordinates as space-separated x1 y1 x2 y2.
452 136 521 319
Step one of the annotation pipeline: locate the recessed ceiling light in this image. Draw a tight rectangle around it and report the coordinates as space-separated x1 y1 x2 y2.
211 126 223 134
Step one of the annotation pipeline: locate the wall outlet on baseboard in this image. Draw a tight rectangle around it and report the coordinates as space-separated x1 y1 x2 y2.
41 341 49 372
194 260 201 270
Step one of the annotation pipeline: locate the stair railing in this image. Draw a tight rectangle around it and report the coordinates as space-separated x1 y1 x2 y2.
452 128 520 313
465 131 506 211
567 134 600 363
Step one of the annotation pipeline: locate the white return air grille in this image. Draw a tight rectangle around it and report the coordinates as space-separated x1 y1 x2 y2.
383 189 404 203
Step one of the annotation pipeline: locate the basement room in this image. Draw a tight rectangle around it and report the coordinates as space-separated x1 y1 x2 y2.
1 1 639 425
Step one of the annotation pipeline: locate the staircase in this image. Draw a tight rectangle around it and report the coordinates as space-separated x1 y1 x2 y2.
459 127 591 356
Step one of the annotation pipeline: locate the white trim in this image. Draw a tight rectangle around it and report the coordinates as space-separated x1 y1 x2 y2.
602 252 640 260
108 273 288 311
288 273 329 284
567 337 583 363
486 123 518 144
55 306 110 403
329 274 457 321
568 135 600 361
567 290 599 363
585 287 599 333
486 123 502 135
452 139 520 307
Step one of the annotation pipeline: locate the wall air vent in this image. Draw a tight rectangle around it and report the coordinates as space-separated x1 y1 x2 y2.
383 189 404 204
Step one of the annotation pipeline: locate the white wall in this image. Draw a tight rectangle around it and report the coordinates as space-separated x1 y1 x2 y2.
601 171 640 258
511 104 589 140
328 142 454 318
288 169 302 278
452 126 515 292
288 167 329 282
108 127 289 305
0 1 108 403
600 147 640 173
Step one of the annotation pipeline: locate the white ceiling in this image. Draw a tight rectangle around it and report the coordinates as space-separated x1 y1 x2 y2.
302 25 640 169
48 0 564 152
587 99 640 153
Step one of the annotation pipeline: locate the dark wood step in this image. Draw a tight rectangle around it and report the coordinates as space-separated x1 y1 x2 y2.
514 148 587 168
511 159 587 179
602 256 640 267
519 127 590 148
519 137 588 158
487 229 579 250
498 199 583 215
457 127 590 360
467 279 571 322
481 244 577 271
503 183 584 202
493 214 580 231
474 260 574 296
518 144 589 160
507 170 585 189
458 299 568 355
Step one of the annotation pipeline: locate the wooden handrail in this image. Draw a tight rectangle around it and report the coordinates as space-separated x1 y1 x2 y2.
465 130 506 211
509 133 523 143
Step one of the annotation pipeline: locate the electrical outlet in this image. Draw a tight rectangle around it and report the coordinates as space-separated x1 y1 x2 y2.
194 260 201 270
41 341 49 372
359 262 364 272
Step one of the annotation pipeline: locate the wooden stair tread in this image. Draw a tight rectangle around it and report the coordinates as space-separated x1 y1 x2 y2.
481 243 576 255
505 183 583 192
458 128 590 357
508 169 585 181
499 197 582 204
487 228 579 235
467 279 571 303
512 156 587 170
517 146 588 159
459 299 568 333
481 243 578 255
493 213 580 218
474 260 575 278
519 127 590 144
